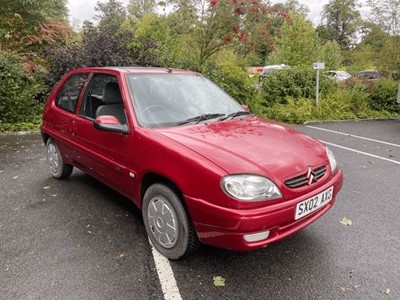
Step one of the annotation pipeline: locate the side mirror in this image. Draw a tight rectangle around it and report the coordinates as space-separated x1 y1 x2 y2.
242 104 250 112
93 115 128 135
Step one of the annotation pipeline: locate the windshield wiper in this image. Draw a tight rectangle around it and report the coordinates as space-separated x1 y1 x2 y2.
177 113 225 125
218 111 250 121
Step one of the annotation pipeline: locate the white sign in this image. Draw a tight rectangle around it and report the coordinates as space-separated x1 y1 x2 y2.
313 62 325 70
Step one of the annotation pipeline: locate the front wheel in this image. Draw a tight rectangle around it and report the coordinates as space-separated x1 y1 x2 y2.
46 138 73 179
142 183 199 259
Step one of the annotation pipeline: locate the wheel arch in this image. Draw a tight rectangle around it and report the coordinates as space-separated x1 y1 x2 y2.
140 173 184 207
41 132 50 145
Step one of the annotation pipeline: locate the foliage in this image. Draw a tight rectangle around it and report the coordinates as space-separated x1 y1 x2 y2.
128 0 157 20
319 0 360 49
44 1 135 86
317 41 343 70
262 84 397 124
366 0 400 35
130 14 174 67
0 0 70 51
0 50 45 124
353 22 399 75
259 66 336 106
346 45 375 73
267 13 319 67
377 36 400 75
369 80 400 112
273 0 310 18
189 0 277 64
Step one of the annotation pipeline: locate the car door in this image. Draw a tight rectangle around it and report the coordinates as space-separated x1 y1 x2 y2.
48 72 89 160
72 72 133 198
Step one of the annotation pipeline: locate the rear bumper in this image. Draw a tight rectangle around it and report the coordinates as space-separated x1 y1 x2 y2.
185 169 344 251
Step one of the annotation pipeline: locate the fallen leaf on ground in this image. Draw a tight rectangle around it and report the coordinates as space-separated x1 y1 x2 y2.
44 186 50 189
119 252 126 258
340 217 352 226
213 276 225 287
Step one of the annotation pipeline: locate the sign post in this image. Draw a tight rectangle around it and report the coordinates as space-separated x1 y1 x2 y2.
397 84 400 104
313 62 325 106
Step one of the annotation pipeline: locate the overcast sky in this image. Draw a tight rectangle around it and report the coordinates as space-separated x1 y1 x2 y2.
67 0 330 26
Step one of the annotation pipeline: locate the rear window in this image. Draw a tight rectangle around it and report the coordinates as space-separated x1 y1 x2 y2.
56 73 88 113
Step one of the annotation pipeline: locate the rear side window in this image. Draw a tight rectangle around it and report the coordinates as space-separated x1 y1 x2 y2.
56 73 88 113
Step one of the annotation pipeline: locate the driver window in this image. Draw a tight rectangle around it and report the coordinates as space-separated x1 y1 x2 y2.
80 74 127 124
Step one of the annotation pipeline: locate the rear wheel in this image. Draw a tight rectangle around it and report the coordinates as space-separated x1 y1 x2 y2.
143 183 199 259
46 138 73 179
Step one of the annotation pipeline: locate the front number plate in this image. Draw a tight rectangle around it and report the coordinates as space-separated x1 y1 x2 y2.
295 187 334 220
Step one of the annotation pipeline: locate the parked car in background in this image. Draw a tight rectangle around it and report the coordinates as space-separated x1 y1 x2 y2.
354 70 382 81
326 70 352 82
260 64 288 79
41 67 344 259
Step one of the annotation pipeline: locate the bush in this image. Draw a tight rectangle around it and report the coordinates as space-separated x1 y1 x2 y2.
261 84 397 124
369 79 400 112
263 97 316 123
259 66 336 107
0 50 45 125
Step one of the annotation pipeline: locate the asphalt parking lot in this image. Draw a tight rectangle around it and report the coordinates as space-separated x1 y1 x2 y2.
1 119 399 300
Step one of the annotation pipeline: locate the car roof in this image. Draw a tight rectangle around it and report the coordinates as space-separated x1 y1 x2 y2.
69 67 199 75
357 70 378 73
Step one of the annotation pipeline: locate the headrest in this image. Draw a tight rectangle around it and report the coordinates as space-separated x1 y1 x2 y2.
102 82 122 104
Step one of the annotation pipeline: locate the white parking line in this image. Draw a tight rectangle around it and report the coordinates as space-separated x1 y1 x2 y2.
150 240 183 300
322 141 400 166
306 125 400 148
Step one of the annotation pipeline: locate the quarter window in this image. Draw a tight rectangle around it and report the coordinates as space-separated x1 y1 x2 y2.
56 73 88 113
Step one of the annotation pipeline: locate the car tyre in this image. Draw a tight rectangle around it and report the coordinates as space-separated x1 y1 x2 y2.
143 183 199 259
46 138 73 179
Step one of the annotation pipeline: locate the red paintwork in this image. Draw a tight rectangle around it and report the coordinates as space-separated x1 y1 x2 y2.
95 115 120 124
41 67 344 251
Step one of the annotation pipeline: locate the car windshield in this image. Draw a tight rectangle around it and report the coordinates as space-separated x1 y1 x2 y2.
127 74 244 128
336 71 350 78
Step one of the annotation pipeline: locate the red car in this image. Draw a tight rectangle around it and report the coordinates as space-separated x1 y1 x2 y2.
41 67 344 259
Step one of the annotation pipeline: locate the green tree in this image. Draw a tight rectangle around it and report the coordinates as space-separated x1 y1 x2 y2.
0 50 44 124
268 13 319 67
318 41 343 69
378 36 400 75
45 0 134 83
367 0 400 35
0 0 69 51
318 0 360 49
174 0 276 64
128 0 157 20
130 13 174 66
96 0 127 30
273 0 310 18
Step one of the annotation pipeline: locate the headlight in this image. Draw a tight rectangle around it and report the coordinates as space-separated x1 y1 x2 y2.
221 175 282 201
326 147 337 172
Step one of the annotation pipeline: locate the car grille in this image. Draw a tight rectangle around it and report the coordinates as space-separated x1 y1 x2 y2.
285 166 326 188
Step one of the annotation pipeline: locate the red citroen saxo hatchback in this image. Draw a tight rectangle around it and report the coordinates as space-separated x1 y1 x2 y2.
41 67 344 259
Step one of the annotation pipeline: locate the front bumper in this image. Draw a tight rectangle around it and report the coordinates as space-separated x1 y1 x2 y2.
185 169 344 251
